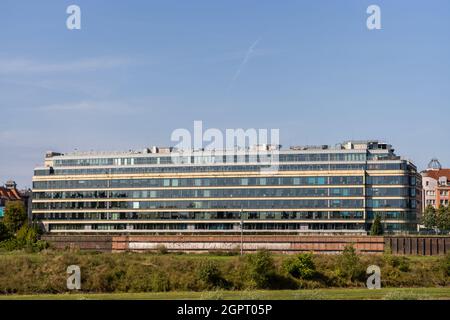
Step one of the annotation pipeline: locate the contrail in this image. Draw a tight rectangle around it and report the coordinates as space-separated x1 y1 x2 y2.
229 37 262 88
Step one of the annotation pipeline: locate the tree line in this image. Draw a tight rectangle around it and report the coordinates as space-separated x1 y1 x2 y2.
422 205 450 234
0 201 48 251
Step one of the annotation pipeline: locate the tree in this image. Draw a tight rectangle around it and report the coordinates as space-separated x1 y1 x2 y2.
3 201 27 234
437 206 450 232
370 213 383 235
337 244 365 282
422 205 438 232
244 250 276 289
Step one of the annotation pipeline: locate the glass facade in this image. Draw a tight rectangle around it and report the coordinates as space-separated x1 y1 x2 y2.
32 141 422 234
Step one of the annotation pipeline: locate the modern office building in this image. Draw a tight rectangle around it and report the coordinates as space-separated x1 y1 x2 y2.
32 140 421 234
422 159 450 209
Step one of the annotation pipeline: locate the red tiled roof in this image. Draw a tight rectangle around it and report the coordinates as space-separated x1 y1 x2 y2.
0 187 22 201
422 169 450 180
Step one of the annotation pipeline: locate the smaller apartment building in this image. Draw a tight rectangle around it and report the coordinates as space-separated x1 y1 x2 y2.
422 164 450 209
0 181 22 218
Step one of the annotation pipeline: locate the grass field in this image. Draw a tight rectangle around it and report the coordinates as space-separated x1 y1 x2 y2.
1 287 450 300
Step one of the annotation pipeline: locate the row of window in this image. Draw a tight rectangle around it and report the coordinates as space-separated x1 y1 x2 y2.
35 210 416 221
35 162 409 176
34 187 418 200
367 199 417 209
47 222 413 232
33 187 362 199
53 153 373 167
34 199 364 210
36 211 366 220
426 190 449 197
366 211 417 220
33 198 416 210
48 222 368 231
32 175 414 190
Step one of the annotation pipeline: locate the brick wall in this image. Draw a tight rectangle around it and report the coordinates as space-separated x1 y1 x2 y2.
43 235 384 254
42 235 113 252
112 235 385 253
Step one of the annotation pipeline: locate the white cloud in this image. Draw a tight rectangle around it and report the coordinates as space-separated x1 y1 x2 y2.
229 37 262 88
0 57 131 74
38 101 102 112
36 97 173 114
37 100 139 114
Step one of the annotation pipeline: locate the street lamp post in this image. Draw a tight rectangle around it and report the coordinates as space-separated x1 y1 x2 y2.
240 206 244 256
105 169 111 220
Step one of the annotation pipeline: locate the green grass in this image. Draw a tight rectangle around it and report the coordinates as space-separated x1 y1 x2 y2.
1 288 450 300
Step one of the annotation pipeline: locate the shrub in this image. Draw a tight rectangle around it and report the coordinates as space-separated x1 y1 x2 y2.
34 240 50 252
124 267 153 292
207 248 239 256
244 250 276 289
391 257 409 272
336 245 365 283
85 268 120 292
197 259 225 289
0 238 21 251
16 224 39 244
149 271 170 291
441 254 450 277
383 249 410 272
0 222 11 242
283 253 316 279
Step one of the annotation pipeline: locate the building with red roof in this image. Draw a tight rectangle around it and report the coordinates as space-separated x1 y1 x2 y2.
422 159 450 209
0 181 23 218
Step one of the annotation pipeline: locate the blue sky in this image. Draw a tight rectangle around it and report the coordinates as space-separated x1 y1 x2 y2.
1 0 449 188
